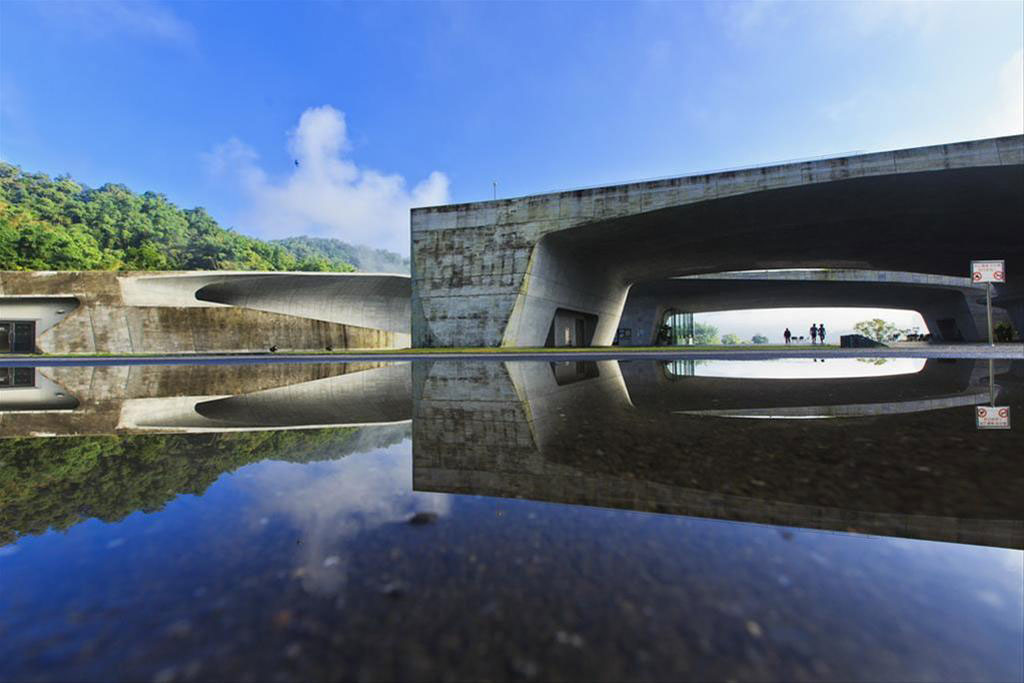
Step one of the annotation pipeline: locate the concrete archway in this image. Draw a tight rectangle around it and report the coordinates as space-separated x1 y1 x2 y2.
616 270 1003 345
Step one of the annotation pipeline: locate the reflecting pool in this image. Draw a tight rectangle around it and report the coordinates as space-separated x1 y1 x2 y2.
1 359 1022 682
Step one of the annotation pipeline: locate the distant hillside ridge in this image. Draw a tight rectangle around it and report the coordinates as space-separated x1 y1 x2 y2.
273 236 409 274
0 163 360 273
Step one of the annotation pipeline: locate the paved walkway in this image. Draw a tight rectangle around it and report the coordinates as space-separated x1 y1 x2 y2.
3 344 1021 367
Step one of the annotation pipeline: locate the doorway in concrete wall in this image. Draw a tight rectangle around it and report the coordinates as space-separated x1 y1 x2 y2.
545 309 598 347
0 321 35 353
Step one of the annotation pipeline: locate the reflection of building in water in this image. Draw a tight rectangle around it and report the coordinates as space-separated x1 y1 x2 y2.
0 271 410 354
630 357 1005 418
1 362 411 437
0 366 80 411
5 358 1021 547
413 359 1023 549
1 362 415 543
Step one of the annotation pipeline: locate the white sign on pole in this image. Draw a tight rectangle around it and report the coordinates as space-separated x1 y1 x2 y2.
971 260 1006 283
976 405 1011 430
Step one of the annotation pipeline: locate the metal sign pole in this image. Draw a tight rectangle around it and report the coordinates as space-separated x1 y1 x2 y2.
989 358 995 406
987 282 994 346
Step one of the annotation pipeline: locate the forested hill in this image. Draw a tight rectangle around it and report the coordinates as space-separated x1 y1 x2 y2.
272 236 409 274
0 163 386 273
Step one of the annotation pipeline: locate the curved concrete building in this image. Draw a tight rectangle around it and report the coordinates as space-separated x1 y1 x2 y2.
411 135 1023 347
0 271 411 354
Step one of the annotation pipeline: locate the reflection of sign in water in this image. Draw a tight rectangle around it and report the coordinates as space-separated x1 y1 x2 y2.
971 260 1005 283
976 406 1011 430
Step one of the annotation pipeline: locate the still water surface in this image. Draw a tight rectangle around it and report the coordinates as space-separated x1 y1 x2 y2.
1 358 1021 682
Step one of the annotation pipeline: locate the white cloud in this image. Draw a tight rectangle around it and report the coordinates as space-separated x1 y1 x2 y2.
37 1 197 49
203 106 450 255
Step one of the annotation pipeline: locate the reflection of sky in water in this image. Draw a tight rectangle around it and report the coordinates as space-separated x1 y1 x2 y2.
234 441 450 595
691 357 927 379
1 436 1021 682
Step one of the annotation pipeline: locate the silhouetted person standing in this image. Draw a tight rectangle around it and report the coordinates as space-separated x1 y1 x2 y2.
784 328 792 344
810 324 818 345
818 323 826 345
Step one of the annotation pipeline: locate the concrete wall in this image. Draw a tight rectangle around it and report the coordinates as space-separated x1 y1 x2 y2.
412 135 1023 347
0 271 411 353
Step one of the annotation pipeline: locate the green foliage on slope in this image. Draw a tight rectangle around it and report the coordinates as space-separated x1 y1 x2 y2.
0 163 355 272
273 236 409 274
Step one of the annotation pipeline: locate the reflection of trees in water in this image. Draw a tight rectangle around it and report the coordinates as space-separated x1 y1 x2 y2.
0 425 410 546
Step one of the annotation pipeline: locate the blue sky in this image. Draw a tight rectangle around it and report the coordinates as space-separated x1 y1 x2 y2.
3 0 1021 258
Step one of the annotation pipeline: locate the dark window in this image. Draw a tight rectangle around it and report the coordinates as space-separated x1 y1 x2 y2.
0 367 35 387
12 322 35 353
1 321 36 353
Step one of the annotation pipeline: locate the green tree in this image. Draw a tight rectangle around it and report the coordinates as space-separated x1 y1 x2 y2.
693 322 718 345
854 318 898 342
0 163 357 273
751 334 769 344
721 333 741 345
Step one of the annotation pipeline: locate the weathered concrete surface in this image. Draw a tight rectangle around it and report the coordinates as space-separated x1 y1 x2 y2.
0 362 408 437
123 271 410 334
412 135 1024 347
1 271 410 353
617 270 1005 345
412 359 1024 548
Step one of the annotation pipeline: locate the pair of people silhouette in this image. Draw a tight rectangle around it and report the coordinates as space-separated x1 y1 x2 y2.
783 324 827 344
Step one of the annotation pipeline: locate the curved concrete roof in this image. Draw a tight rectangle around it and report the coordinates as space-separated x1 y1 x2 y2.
121 272 410 334
682 269 981 288
626 273 986 314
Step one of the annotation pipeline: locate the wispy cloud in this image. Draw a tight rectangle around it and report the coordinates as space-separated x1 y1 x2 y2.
203 105 451 255
710 1 970 43
36 1 197 50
